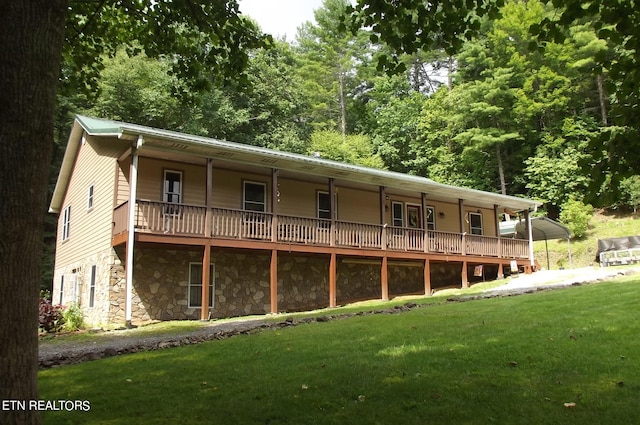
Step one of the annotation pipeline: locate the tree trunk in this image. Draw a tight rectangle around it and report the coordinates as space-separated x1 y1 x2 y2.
338 69 347 138
496 143 507 196
0 1 67 424
596 73 608 126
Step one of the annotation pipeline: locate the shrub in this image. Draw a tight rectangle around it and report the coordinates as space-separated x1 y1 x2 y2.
62 303 85 332
620 175 640 212
559 198 593 239
39 298 63 333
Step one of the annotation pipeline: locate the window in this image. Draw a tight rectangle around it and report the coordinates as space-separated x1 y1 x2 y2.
163 170 182 204
469 212 483 235
87 184 94 210
426 207 435 231
189 263 214 308
88 265 96 308
317 191 331 219
407 205 421 228
62 206 71 241
59 276 64 305
392 202 404 227
163 170 182 215
243 181 266 212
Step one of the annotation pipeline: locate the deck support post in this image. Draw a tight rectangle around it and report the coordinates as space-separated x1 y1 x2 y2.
461 261 469 288
200 244 211 321
270 249 278 314
329 252 337 307
424 258 431 296
125 136 142 328
497 263 504 279
381 256 389 301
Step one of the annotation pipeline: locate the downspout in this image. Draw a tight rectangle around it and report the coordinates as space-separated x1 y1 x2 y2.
125 135 143 328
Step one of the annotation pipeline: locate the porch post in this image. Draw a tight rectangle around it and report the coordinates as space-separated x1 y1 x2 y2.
270 249 278 314
204 158 213 237
329 252 337 307
459 199 466 256
381 256 389 300
461 261 469 288
125 136 142 328
200 244 211 321
271 169 279 242
424 258 431 296
458 199 465 233
422 193 428 253
525 209 535 269
329 178 336 246
380 186 387 250
494 204 502 258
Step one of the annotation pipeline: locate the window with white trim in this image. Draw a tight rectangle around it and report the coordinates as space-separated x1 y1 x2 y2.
469 212 483 235
392 202 404 227
59 275 64 305
163 170 182 204
88 265 97 308
62 206 71 241
317 191 331 219
87 184 94 210
163 170 182 215
188 263 215 308
243 181 266 212
426 206 435 231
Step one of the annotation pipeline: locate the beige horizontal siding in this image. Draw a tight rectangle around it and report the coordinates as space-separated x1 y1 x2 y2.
55 135 127 268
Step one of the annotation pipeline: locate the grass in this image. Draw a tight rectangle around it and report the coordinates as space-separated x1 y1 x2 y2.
535 209 640 270
39 275 640 424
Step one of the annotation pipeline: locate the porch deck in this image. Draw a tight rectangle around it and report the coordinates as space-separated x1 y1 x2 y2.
113 200 530 259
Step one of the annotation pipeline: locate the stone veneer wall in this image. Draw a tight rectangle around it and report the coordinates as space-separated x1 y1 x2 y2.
52 248 115 326
278 253 330 312
388 264 424 296
106 245 495 324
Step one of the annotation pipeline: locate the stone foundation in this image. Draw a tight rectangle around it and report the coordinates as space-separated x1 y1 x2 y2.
71 244 506 325
52 248 116 326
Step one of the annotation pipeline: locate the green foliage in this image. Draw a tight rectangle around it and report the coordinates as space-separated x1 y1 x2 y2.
307 130 384 169
62 1 271 98
619 176 640 212
61 303 85 332
559 198 593 239
525 117 597 213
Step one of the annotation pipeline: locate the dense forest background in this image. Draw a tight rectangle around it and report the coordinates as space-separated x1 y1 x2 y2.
43 0 640 288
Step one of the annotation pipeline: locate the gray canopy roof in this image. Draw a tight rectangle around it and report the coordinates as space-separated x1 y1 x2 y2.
500 216 571 241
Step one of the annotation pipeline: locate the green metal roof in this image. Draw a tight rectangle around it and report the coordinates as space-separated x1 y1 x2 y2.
50 115 542 213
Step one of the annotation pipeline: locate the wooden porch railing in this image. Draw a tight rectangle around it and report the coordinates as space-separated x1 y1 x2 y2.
335 221 383 249
113 200 530 259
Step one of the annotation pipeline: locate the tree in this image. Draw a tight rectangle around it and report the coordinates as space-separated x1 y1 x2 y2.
531 0 640 187
0 2 267 423
306 130 385 169
296 0 371 135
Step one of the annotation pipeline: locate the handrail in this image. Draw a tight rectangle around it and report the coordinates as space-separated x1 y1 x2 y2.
112 200 530 259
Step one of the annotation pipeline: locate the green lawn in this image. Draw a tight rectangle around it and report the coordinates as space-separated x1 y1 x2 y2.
39 277 640 424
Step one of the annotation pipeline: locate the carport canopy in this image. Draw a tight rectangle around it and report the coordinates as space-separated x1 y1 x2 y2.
500 217 572 270
500 216 571 241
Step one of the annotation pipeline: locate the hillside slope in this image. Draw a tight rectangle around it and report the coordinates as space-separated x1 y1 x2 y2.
534 210 640 269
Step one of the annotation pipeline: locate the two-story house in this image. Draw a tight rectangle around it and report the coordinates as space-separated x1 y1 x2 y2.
49 116 541 326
